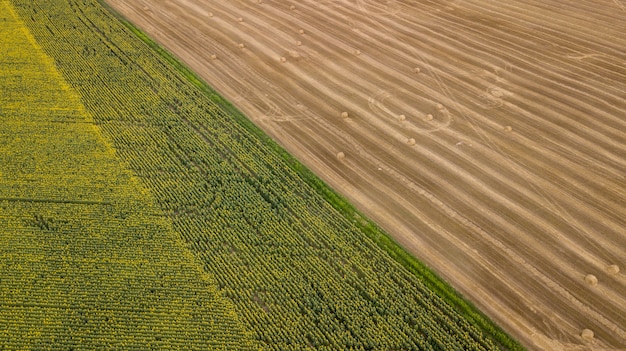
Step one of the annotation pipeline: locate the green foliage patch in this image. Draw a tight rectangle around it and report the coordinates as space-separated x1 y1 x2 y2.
0 2 256 349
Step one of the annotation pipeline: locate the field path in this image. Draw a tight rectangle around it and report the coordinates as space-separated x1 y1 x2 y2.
106 0 626 349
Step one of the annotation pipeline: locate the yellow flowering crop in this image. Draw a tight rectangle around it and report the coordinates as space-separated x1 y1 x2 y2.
0 1 256 349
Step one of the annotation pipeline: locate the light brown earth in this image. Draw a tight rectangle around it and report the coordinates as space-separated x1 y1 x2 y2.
106 0 626 350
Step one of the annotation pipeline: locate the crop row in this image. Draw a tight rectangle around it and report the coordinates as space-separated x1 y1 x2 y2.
0 2 256 349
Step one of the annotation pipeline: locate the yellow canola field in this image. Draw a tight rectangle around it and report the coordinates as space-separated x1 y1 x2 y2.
0 1 256 349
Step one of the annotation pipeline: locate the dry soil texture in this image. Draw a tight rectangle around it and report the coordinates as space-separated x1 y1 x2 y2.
106 0 626 349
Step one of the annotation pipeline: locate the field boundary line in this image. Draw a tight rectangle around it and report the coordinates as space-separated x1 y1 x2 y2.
0 197 112 206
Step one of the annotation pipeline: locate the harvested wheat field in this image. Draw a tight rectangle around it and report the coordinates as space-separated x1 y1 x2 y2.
106 0 626 349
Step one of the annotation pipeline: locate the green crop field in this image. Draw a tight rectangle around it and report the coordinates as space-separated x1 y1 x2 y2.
3 0 522 350
0 2 255 349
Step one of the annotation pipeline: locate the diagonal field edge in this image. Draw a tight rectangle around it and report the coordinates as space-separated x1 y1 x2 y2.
96 1 523 350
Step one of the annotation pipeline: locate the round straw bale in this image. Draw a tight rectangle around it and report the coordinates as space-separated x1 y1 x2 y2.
581 329 594 341
606 264 620 275
584 274 598 286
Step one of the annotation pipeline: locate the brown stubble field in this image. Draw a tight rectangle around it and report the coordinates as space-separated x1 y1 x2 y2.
105 0 626 349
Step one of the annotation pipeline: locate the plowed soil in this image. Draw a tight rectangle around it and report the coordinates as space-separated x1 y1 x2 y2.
105 0 626 349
